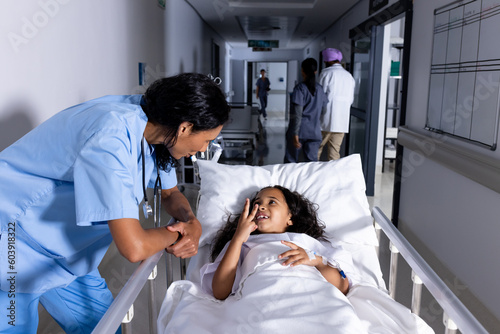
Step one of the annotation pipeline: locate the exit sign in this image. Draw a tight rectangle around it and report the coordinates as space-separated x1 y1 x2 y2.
248 40 279 48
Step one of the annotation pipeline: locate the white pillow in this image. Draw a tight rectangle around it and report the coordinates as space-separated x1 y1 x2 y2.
196 154 378 248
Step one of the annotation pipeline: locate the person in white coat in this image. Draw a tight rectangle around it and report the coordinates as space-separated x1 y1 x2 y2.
318 48 355 160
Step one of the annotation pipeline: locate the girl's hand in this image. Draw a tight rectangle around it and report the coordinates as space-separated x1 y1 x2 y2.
279 240 322 267
233 198 259 244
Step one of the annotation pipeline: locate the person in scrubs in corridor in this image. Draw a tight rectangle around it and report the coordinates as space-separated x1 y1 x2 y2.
284 58 328 163
0 73 230 333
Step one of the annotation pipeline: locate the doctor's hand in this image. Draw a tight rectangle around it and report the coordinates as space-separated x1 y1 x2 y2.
278 241 321 267
165 218 202 259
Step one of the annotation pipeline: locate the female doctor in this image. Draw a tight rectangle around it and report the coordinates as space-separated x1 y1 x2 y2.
0 73 230 333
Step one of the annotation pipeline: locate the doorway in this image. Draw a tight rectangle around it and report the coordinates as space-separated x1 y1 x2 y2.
349 25 385 197
248 62 288 119
382 18 405 174
347 0 412 200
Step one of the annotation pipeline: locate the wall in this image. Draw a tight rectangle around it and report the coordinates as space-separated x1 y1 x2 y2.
0 0 166 151
231 48 304 62
164 0 229 96
230 59 246 103
399 0 500 326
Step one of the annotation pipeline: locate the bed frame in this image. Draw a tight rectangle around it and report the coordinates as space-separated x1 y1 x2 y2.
91 206 488 334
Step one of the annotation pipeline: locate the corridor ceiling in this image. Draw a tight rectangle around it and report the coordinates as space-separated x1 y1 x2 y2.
185 0 361 49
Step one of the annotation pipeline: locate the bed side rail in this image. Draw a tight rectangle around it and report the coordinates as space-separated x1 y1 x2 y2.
372 207 487 334
92 250 164 334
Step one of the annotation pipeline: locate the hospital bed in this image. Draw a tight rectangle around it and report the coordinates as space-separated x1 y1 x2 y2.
218 103 259 165
92 154 488 334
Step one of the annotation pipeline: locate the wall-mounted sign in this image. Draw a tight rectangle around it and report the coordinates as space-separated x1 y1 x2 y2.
369 0 388 15
248 40 279 48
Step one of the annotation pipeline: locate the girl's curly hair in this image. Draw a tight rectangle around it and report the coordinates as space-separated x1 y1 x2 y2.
210 185 326 261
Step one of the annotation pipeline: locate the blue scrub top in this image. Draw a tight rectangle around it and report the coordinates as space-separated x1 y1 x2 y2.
0 95 177 293
291 83 328 140
256 77 270 97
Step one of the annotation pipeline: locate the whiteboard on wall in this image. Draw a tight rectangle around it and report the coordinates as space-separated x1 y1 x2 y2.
426 0 500 149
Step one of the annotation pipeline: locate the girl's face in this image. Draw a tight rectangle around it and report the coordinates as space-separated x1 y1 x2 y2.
253 188 293 234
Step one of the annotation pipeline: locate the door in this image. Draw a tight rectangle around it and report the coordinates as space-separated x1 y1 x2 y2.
347 0 412 198
349 25 385 196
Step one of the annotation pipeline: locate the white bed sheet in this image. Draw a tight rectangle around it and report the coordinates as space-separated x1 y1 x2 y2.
185 240 386 292
158 241 433 334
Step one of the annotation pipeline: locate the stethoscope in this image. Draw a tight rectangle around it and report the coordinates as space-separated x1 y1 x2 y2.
141 136 162 227
140 133 223 226
208 74 222 86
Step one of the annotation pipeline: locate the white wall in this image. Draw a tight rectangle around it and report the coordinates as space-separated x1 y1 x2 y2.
164 0 229 97
230 59 246 103
400 0 500 323
0 0 166 151
0 0 231 152
231 48 304 62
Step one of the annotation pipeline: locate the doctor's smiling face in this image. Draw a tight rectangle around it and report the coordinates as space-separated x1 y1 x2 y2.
141 73 230 170
169 122 223 159
252 187 293 234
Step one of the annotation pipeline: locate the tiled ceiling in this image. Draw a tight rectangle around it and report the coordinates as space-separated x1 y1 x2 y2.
185 0 360 49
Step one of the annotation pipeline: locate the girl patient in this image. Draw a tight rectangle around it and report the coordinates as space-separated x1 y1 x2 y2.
202 185 352 300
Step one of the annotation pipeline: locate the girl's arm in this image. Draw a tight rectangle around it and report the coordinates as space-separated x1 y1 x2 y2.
315 260 349 294
211 236 244 300
279 240 349 295
212 199 259 300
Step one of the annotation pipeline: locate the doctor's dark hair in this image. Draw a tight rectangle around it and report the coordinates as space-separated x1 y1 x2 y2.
142 73 230 170
301 58 318 96
210 185 326 261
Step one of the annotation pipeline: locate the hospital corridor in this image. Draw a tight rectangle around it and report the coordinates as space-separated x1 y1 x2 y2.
2 0 500 333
